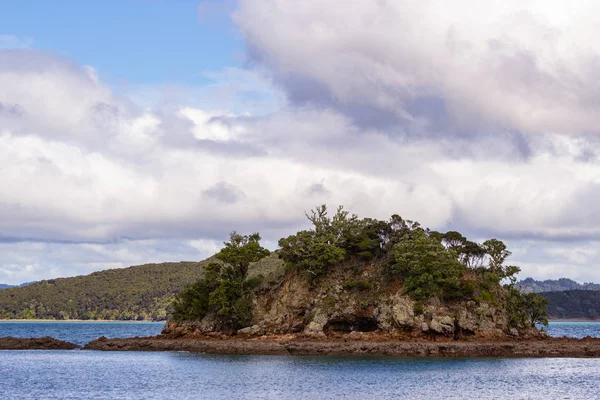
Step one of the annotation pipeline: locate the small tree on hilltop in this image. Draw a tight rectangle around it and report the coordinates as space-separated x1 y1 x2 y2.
216 232 271 283
171 232 270 330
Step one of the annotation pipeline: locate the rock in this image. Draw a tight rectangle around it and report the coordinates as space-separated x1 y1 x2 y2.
457 309 478 332
304 310 329 334
237 325 262 336
429 315 455 334
391 295 415 327
0 336 79 350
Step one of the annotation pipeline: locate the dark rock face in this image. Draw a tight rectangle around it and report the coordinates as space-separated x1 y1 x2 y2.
0 336 79 350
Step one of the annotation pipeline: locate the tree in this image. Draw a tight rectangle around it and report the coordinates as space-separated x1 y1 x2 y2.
171 232 269 329
216 232 270 282
506 286 548 328
482 239 511 274
279 231 345 278
442 231 466 249
387 229 471 301
172 263 222 321
522 292 549 326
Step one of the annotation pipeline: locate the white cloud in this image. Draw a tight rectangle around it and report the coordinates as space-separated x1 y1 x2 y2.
0 238 220 285
4 1 600 283
235 0 600 134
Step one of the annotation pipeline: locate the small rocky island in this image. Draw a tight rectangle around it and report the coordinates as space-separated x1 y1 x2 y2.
0 336 79 350
84 206 600 357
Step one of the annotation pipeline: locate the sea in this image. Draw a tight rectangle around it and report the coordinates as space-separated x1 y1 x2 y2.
1 321 599 399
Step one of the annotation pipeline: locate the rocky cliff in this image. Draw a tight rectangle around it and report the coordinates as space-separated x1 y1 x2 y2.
164 260 534 339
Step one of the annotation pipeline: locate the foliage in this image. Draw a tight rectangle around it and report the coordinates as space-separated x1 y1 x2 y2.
387 229 472 301
279 230 345 278
0 261 214 320
171 232 269 330
0 253 283 321
517 278 600 293
276 204 548 330
540 290 600 319
279 205 388 279
413 302 425 315
171 263 222 321
216 232 271 281
506 285 549 327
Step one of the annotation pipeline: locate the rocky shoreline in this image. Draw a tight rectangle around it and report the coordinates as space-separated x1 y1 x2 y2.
81 335 600 358
0 336 79 350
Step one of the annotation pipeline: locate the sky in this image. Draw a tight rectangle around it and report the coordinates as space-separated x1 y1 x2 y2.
2 0 600 284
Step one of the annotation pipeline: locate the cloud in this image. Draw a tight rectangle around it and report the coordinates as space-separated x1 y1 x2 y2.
0 238 221 285
4 2 600 283
234 0 600 135
203 181 246 204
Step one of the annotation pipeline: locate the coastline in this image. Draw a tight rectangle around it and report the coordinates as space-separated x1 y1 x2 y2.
82 335 600 358
548 318 600 322
0 319 165 323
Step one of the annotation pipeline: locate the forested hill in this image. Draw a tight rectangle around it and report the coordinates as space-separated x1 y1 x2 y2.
0 254 283 321
517 278 600 293
540 290 600 320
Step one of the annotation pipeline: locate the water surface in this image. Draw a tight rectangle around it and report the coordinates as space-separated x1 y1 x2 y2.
543 321 600 338
2 321 600 399
1 351 599 399
0 321 164 346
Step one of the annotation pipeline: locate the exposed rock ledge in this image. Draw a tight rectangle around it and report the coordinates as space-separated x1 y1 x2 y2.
0 336 79 350
83 335 600 358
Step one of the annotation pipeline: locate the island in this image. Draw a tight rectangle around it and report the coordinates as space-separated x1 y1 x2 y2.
0 336 79 350
84 206 600 357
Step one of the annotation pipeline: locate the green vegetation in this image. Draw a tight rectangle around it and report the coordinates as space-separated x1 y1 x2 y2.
175 205 548 331
507 286 549 326
541 290 600 320
0 261 212 320
276 205 547 328
387 229 471 301
0 253 283 321
172 232 270 330
518 278 600 293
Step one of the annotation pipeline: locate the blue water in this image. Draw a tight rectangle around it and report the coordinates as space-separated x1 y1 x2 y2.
0 321 164 346
1 321 600 399
543 322 600 338
1 351 599 399
1 321 598 346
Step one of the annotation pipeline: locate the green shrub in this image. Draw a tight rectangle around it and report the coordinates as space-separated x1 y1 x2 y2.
413 302 425 316
387 229 471 301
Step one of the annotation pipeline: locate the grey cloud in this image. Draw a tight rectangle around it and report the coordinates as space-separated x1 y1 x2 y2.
202 181 246 204
0 101 25 117
306 183 330 197
6 8 600 284
235 1 600 135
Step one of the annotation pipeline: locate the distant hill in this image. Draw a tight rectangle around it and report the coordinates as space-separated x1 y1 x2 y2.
517 278 600 293
0 282 35 290
540 290 600 320
0 254 283 321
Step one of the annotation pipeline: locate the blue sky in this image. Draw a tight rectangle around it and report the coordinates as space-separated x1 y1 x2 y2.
1 0 241 86
2 1 600 284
